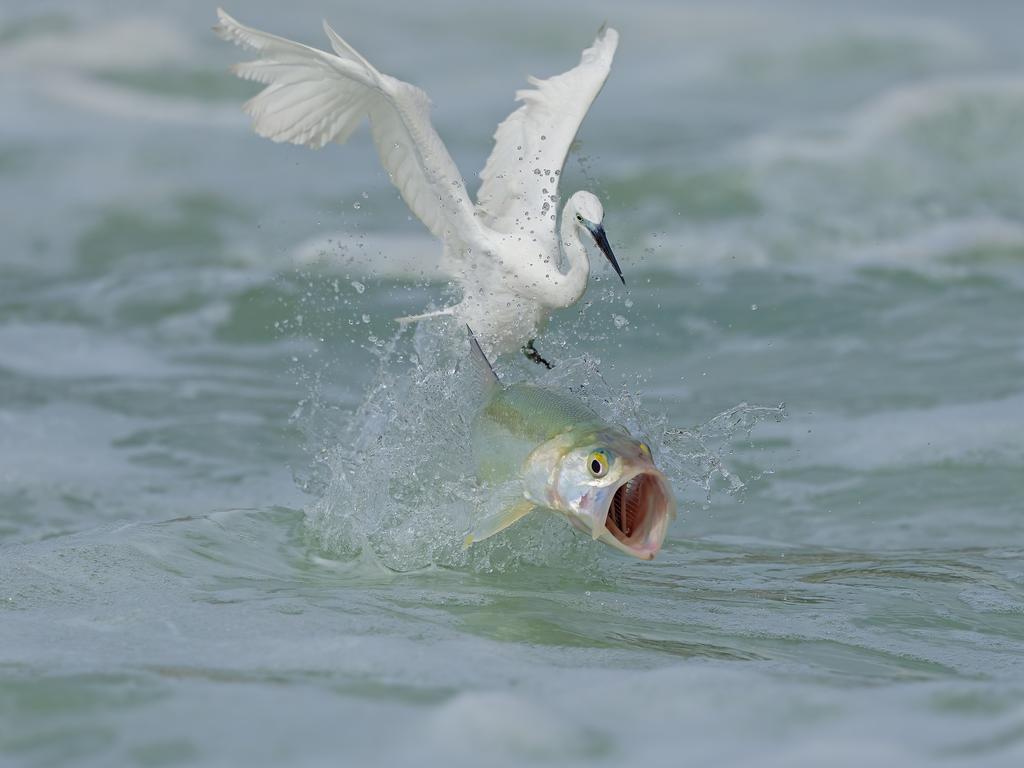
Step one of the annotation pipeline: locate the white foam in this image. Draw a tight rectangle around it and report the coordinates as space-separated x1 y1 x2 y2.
38 72 245 127
838 217 1024 266
0 18 192 71
290 231 447 280
423 691 593 761
0 16 247 127
0 322 173 379
764 393 1024 472
747 75 1024 165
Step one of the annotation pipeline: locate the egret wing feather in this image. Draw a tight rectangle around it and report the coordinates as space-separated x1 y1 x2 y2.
215 8 478 248
475 27 618 236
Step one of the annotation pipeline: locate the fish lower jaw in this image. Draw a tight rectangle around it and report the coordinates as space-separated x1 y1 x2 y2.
597 470 675 560
597 530 658 560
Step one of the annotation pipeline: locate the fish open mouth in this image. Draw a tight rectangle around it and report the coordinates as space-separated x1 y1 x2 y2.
603 471 674 559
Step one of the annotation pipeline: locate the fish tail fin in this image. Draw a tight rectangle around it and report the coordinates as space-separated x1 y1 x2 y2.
465 325 500 388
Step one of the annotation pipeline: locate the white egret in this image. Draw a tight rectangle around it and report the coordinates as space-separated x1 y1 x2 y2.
215 9 623 366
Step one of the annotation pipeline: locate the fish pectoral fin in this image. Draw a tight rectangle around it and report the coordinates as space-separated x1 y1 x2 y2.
463 499 537 547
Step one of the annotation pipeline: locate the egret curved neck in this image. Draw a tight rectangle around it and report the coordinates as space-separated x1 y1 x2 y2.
553 207 590 307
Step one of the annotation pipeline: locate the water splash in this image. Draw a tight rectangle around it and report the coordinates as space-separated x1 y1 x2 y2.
519 348 786 504
303 320 783 572
303 319 597 573
657 402 787 502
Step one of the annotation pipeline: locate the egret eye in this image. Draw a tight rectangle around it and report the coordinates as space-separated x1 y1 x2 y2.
576 213 583 222
587 451 609 478
639 442 652 458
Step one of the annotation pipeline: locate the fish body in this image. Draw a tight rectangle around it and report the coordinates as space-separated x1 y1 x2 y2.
465 334 676 560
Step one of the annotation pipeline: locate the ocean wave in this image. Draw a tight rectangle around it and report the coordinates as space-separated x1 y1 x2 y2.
746 75 1024 164
0 15 246 126
0 17 191 71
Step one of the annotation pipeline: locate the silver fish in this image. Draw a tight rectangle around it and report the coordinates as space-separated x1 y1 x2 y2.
464 330 677 560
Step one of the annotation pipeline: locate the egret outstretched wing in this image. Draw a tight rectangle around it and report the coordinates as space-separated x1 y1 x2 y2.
214 8 478 246
475 27 619 236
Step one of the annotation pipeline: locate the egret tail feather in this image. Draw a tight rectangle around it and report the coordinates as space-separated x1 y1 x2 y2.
394 307 456 324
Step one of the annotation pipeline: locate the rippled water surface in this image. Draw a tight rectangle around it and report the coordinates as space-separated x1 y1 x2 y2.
2 1 1024 765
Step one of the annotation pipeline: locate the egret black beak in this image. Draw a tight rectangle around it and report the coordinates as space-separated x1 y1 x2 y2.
587 222 625 285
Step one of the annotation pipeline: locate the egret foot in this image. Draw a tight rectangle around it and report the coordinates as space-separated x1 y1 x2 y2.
523 339 554 369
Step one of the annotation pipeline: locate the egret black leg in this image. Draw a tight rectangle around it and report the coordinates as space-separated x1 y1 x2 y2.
522 339 554 369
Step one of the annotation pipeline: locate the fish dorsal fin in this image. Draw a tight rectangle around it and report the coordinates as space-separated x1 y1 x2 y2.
466 325 500 388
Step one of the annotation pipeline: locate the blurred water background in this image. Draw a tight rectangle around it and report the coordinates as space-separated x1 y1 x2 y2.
2 0 1024 765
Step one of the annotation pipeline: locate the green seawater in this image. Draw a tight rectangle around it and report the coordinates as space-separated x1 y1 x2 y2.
2 0 1023 766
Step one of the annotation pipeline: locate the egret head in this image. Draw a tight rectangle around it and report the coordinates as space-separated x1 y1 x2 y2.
569 191 624 284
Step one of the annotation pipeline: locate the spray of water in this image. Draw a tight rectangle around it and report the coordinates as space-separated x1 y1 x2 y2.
300 315 784 573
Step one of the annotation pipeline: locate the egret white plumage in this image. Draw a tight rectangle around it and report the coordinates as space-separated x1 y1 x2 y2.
214 9 623 365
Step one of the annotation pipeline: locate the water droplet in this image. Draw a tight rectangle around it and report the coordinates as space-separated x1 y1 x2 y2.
351 280 365 294
624 298 634 308
612 314 628 329
361 314 371 324
353 202 361 210
751 304 758 311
